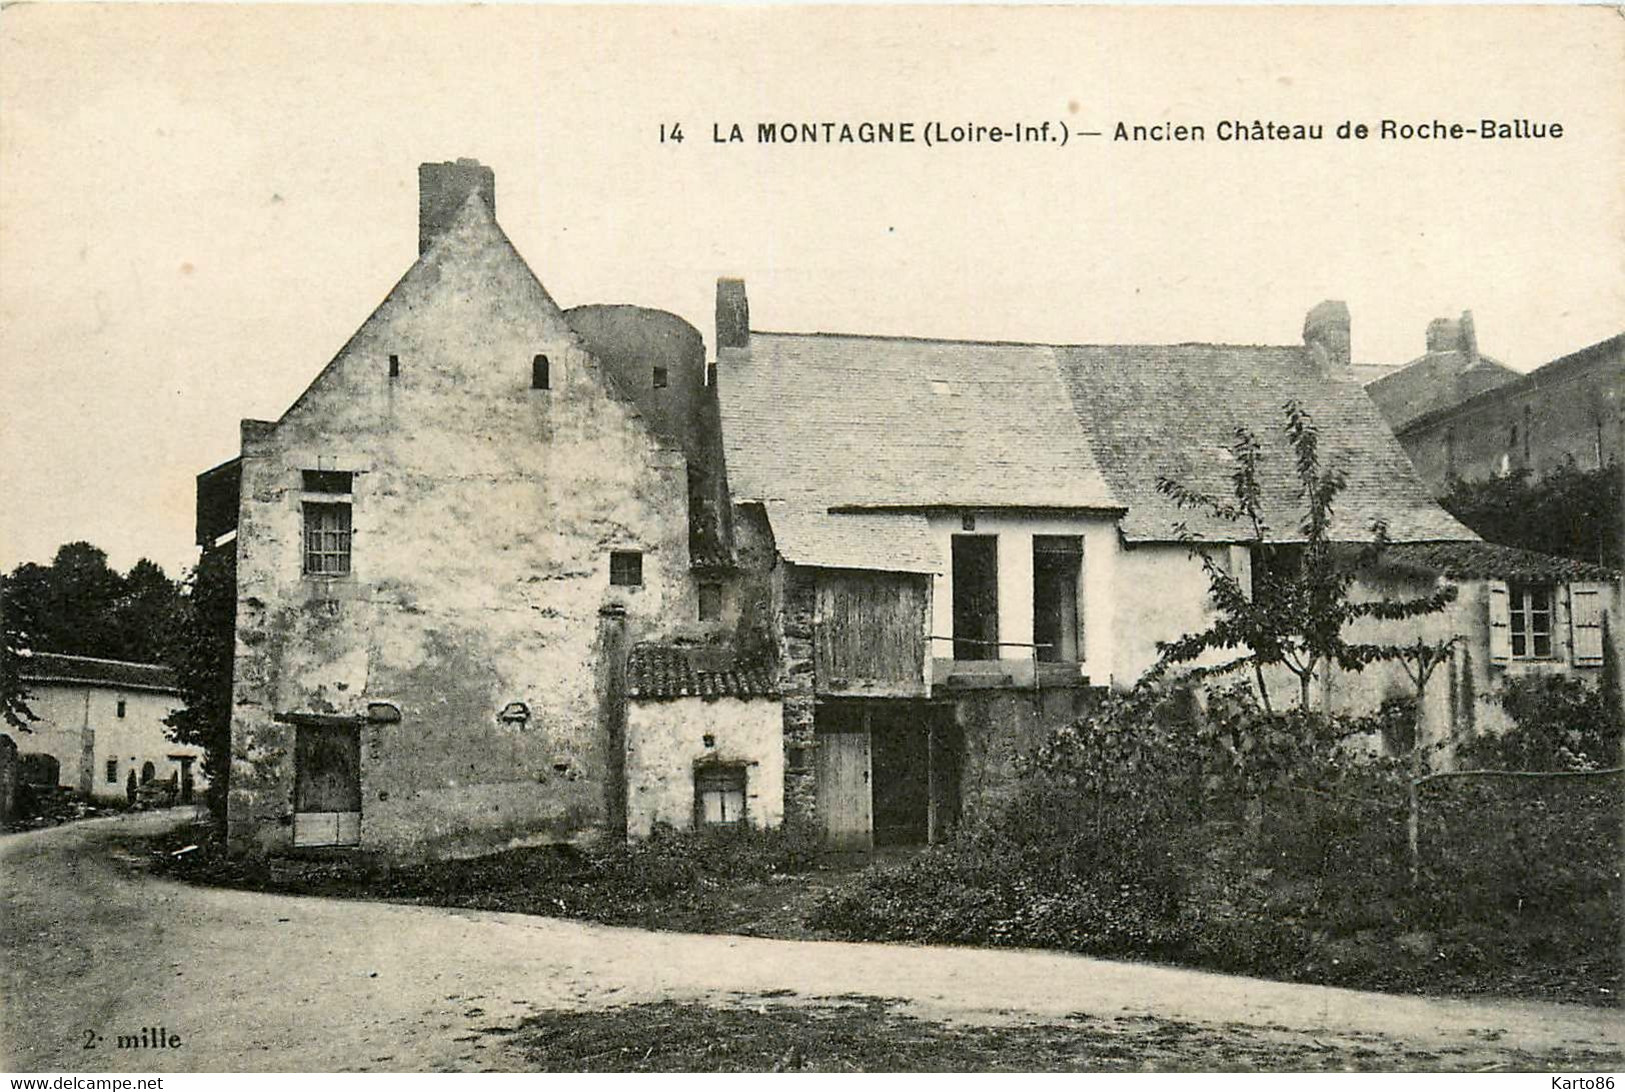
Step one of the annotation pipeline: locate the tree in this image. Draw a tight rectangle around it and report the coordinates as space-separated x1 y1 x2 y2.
1 574 39 732
1440 460 1621 569
163 546 236 823
4 545 183 663
1149 401 1458 712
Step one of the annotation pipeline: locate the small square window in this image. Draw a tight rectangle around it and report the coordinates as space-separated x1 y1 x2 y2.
116 699 127 719
532 354 550 390
698 582 723 622
105 759 118 784
609 550 643 587
652 366 669 389
695 765 747 826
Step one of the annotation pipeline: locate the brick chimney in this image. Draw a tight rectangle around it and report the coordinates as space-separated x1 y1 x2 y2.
1425 310 1480 367
418 158 494 255
716 278 749 351
1303 300 1351 373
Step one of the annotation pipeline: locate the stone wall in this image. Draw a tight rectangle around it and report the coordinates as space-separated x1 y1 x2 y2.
226 197 695 860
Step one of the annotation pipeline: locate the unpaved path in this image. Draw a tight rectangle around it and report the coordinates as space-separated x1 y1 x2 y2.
2 809 1619 1072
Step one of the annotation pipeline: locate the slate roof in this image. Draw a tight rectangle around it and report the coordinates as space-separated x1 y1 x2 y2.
1054 344 1477 543
1381 542 1619 583
717 332 1124 571
1365 350 1520 433
626 644 779 701
16 652 178 694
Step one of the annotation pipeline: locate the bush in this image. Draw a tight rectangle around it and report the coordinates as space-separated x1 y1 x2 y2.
1458 673 1622 772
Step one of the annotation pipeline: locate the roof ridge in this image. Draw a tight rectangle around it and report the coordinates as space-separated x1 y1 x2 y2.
22 650 172 671
747 329 1303 353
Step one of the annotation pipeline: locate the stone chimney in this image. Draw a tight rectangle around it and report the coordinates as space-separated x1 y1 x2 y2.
418 158 494 255
1303 300 1351 373
716 278 750 351
1425 310 1480 367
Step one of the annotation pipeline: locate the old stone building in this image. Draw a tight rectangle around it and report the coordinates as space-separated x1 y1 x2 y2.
205 160 775 858
1366 315 1623 493
208 159 1621 859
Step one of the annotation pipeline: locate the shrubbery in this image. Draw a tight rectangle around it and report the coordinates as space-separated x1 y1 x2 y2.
1458 673 1622 772
811 684 1622 1002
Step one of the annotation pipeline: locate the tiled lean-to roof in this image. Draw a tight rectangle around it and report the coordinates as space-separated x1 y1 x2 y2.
626 644 779 701
1381 541 1619 584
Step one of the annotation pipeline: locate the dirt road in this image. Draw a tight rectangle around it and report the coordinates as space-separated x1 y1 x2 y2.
2 809 1619 1072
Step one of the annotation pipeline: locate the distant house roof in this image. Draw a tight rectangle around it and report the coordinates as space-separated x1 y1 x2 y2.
626 644 779 701
718 332 1125 571
1381 541 1620 583
1054 343 1474 543
16 652 179 694
1365 350 1520 433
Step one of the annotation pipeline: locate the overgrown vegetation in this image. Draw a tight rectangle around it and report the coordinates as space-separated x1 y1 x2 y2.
163 545 237 821
1440 460 1622 569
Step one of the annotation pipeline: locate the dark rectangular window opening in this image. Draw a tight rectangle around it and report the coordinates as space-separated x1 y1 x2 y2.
652 365 669 389
105 759 118 784
302 469 354 494
116 699 127 718
1509 582 1554 659
532 354 550 390
1250 544 1304 601
303 502 353 576
610 550 643 587
1032 536 1083 663
698 582 723 621
695 765 746 826
951 534 999 661
388 354 400 378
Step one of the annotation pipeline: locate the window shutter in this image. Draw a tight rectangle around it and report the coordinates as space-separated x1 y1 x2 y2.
1570 584 1604 665
1487 580 1511 664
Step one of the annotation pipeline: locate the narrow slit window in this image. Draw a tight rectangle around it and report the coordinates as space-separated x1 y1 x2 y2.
388 354 400 378
609 550 643 587
652 365 669 389
532 354 550 390
116 699 127 718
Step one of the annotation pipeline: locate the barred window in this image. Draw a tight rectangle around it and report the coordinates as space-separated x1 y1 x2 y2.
304 502 352 576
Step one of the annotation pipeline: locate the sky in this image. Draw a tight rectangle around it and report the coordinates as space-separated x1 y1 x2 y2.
2 4 1621 579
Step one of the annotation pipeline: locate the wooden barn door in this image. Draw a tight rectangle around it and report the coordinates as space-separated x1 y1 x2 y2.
816 705 872 851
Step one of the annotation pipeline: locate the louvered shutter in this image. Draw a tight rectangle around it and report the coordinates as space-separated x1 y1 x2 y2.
1570 585 1604 665
1487 580 1511 664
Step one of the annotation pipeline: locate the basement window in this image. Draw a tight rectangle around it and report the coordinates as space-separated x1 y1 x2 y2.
532 354 550 390
695 765 747 826
610 550 643 587
652 365 669 389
